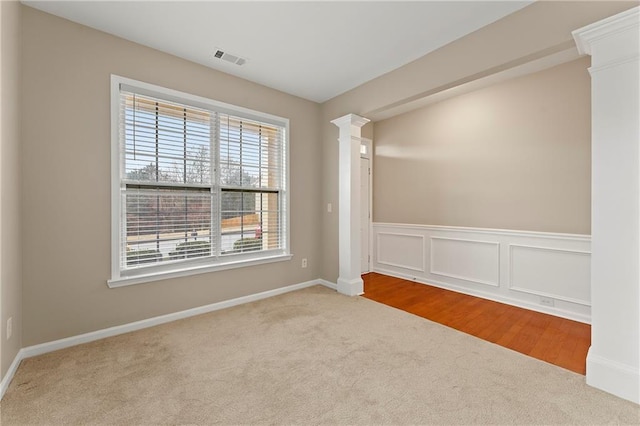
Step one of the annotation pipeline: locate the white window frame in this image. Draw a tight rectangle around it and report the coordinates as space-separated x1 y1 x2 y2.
108 75 291 288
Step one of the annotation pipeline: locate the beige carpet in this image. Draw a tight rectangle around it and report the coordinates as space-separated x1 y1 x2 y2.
1 285 639 425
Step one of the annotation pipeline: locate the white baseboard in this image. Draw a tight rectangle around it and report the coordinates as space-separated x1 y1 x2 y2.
337 277 364 296
318 279 337 290
1 278 333 401
374 267 591 324
0 348 25 401
586 349 640 404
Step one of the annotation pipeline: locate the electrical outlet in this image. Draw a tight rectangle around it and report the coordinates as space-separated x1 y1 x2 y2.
540 297 554 307
327 203 332 213
7 317 12 340
301 258 308 268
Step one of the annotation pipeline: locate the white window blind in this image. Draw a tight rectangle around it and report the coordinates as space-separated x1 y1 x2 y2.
113 80 288 283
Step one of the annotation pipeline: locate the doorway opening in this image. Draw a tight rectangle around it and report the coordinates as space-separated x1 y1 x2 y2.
360 138 372 274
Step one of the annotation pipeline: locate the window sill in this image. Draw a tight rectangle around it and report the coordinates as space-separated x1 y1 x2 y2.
107 253 293 288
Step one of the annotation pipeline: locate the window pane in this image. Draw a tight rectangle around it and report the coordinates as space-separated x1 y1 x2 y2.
123 93 212 185
124 187 213 268
219 115 282 189
220 191 280 254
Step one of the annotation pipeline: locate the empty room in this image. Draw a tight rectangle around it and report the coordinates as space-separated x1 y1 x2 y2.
1 1 639 424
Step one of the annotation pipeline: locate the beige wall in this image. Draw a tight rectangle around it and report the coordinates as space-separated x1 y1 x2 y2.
20 7 322 346
373 58 591 234
320 1 635 282
1 0 23 378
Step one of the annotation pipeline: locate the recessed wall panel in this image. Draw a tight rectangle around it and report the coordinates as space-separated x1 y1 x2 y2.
430 237 499 286
377 233 424 271
509 245 590 305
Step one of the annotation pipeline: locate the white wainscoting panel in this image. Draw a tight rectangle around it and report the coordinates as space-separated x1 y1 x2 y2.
509 245 590 305
372 223 592 323
430 237 499 287
377 232 425 271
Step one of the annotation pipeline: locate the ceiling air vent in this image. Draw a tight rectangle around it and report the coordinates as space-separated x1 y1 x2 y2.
213 49 246 66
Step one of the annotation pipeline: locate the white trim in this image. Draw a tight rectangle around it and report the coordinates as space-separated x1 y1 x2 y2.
376 232 425 272
587 350 640 404
589 54 640 74
110 75 121 283
318 279 337 290
429 237 500 287
374 267 591 324
331 113 370 128
360 137 373 274
572 6 640 56
507 243 591 256
0 349 24 401
337 277 364 296
108 254 293 288
284 121 291 271
360 155 372 273
374 222 590 241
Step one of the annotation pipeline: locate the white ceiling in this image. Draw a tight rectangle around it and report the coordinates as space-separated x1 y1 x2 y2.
23 1 533 103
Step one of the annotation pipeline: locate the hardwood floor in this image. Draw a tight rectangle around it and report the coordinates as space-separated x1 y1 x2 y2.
362 272 591 375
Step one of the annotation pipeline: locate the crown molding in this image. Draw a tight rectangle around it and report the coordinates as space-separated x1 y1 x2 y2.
573 6 639 56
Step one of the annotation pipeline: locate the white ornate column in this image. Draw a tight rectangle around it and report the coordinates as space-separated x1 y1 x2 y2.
573 6 640 404
331 114 370 296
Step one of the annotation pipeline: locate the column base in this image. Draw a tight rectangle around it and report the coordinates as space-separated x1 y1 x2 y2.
337 276 364 296
586 347 640 404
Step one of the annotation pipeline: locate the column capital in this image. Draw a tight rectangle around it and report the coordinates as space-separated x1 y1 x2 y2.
573 7 639 72
331 113 370 129
573 6 638 56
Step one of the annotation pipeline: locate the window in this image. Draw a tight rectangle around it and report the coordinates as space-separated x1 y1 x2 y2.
109 76 290 287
